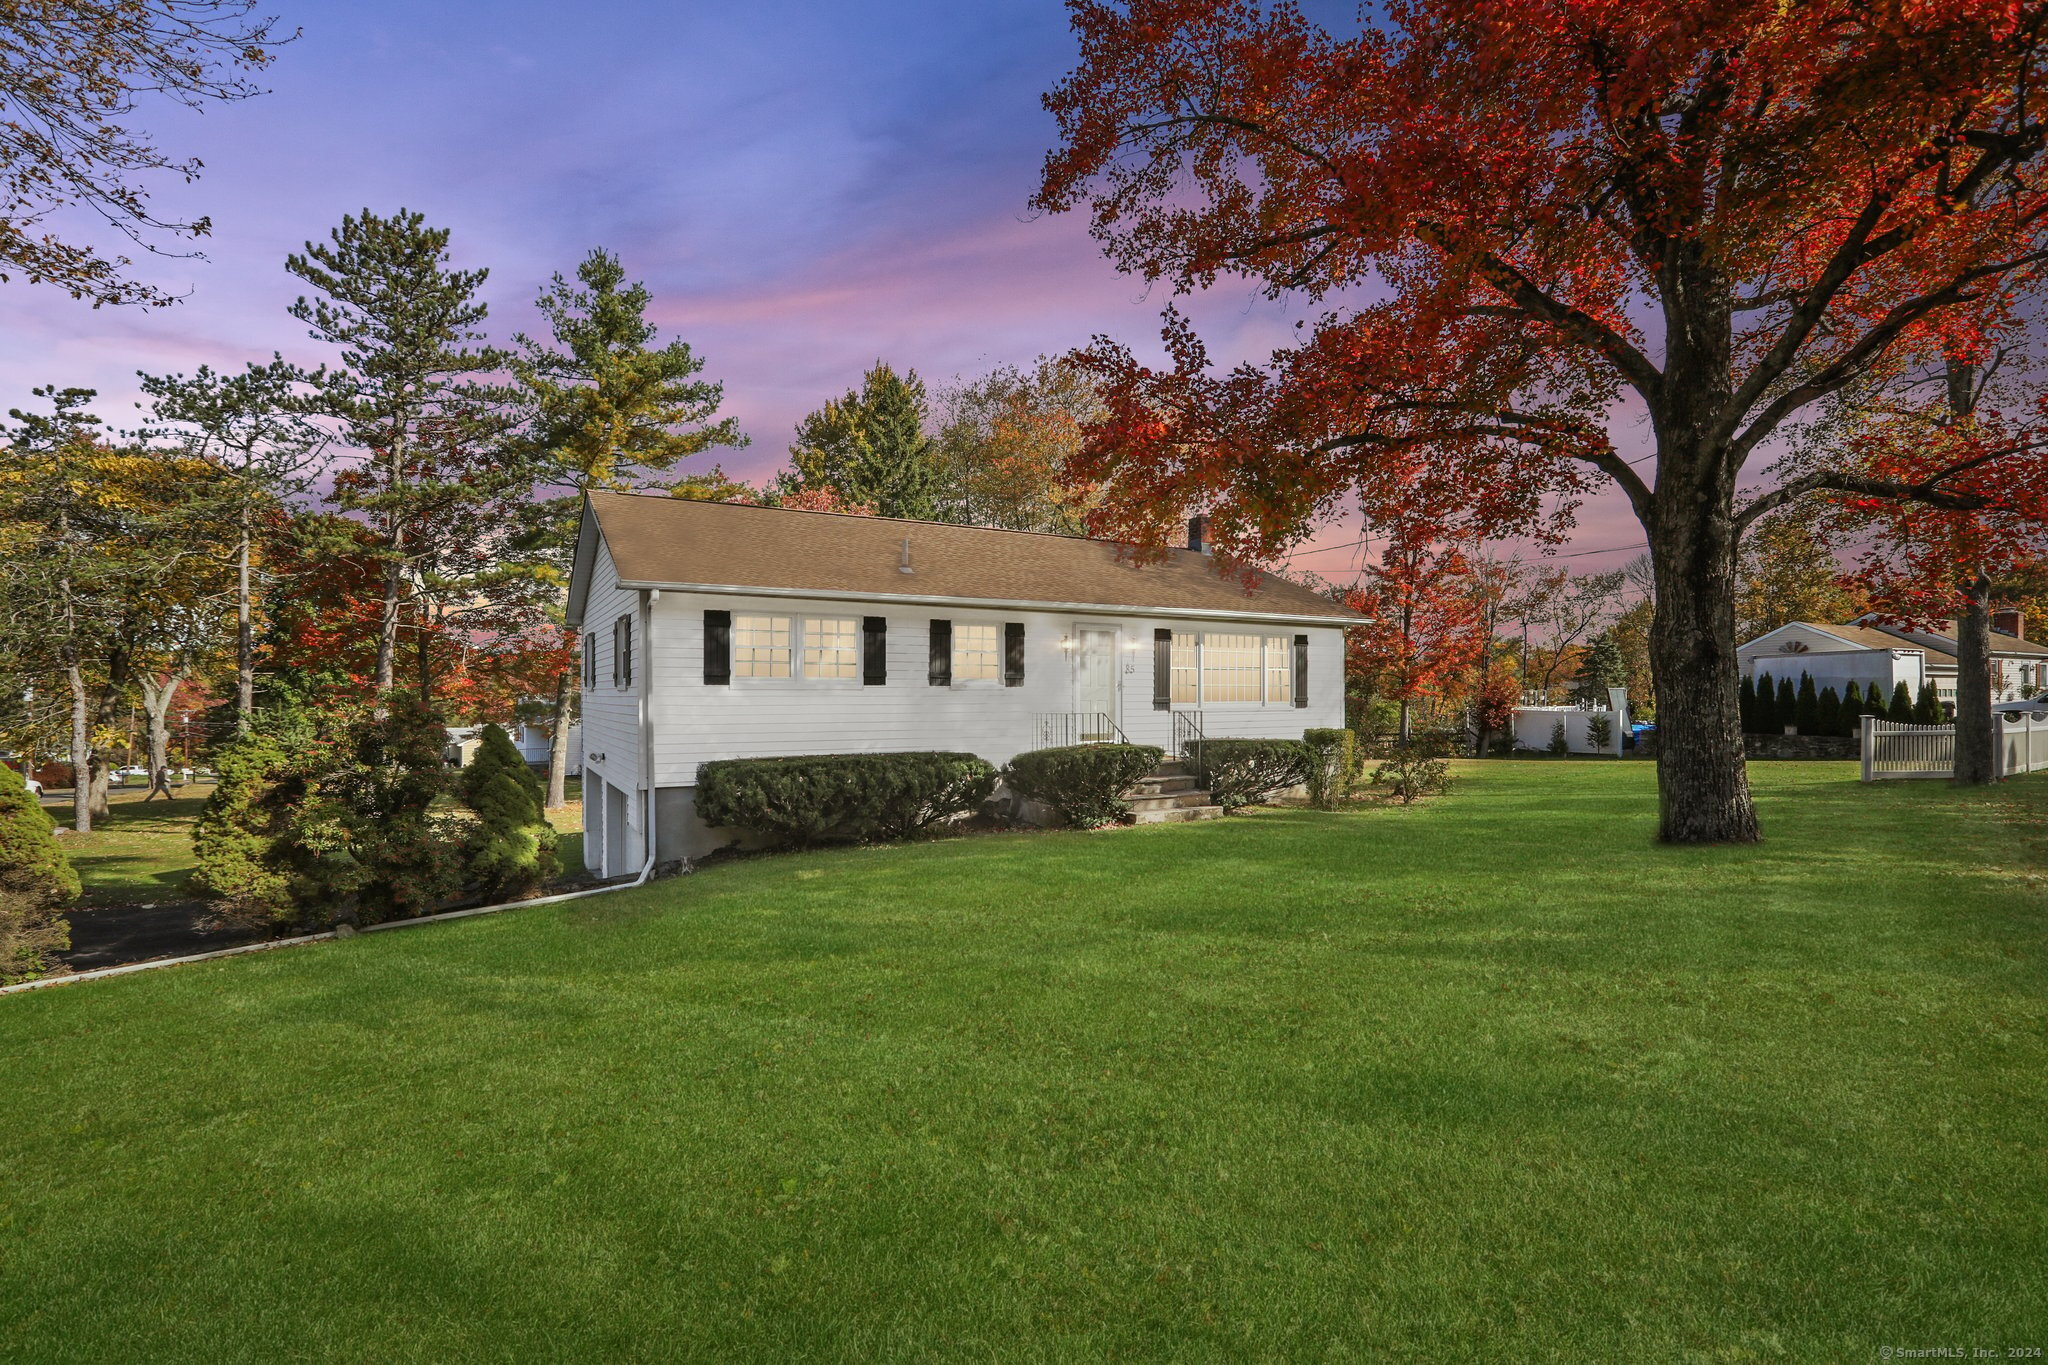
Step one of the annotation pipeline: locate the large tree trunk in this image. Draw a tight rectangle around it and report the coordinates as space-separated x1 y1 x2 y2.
545 667 573 810
1953 571 1997 785
1648 528 1757 842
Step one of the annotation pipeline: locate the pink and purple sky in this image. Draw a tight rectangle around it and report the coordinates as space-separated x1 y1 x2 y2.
2 0 1648 580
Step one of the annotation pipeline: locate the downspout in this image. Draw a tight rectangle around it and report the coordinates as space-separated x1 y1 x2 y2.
642 589 659 869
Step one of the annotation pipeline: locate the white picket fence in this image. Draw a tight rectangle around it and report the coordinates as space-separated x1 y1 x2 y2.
1860 712 2048 781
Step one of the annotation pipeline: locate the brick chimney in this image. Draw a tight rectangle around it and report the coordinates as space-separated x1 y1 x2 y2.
1993 608 2025 640
1187 515 1209 554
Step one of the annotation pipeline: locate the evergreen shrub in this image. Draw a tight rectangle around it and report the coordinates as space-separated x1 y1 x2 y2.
701 751 999 846
1194 738 1312 809
999 744 1160 830
1301 728 1359 808
462 724 560 896
0 763 77 984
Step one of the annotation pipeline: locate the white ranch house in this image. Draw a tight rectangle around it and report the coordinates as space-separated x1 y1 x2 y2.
1738 614 2048 713
566 493 1361 874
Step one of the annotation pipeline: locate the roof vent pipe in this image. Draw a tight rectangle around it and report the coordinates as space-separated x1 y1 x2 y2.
899 537 915 574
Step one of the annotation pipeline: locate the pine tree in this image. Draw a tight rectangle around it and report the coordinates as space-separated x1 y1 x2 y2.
0 763 77 984
287 209 514 702
1816 685 1843 737
461 724 559 897
508 247 743 810
1867 681 1889 719
191 701 317 922
1889 681 1917 723
1914 681 1946 726
1842 680 1864 728
1791 673 1818 734
786 363 951 519
1573 632 1627 704
1738 674 1759 733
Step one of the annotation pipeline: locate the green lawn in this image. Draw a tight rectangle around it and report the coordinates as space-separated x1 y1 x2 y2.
2 761 2043 1360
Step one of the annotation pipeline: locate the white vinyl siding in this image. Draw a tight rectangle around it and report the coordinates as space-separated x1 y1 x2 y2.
644 592 1347 786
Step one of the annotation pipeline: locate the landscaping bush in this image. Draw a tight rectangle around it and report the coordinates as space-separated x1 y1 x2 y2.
1369 730 1458 804
700 751 999 846
1547 720 1570 756
1193 738 1312 810
462 724 560 897
1777 676 1797 728
1842 680 1865 730
1586 713 1613 752
1888 680 1916 723
1913 680 1945 726
190 705 313 922
1000 744 1161 829
272 700 464 927
0 763 77 985
1814 685 1840 737
1738 675 1760 732
1302 727 1359 808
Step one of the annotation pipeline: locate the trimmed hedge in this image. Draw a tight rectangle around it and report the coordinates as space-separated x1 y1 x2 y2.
1193 738 1311 810
1301 727 1359 808
1001 743 1163 829
696 751 997 847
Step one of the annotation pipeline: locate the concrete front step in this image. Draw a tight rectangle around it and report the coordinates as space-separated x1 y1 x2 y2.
1131 803 1224 824
1124 791 1216 813
1127 774 1200 795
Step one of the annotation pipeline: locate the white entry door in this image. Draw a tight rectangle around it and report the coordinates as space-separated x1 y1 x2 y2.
1077 627 1118 740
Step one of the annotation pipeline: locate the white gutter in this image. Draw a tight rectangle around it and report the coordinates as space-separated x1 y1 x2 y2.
616 578 1364 628
0 851 663 999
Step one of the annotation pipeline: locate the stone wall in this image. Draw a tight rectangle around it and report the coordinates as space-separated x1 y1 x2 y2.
1741 732 1859 760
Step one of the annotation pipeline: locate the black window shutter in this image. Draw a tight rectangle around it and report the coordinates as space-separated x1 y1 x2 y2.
615 615 634 689
862 616 887 686
1293 633 1309 708
1153 628 1173 711
928 620 952 685
1003 622 1025 686
704 609 731 685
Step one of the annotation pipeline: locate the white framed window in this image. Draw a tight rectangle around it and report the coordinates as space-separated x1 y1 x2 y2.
1171 631 1200 704
733 614 793 678
1201 633 1262 703
803 616 860 680
1264 635 1293 703
954 622 1001 681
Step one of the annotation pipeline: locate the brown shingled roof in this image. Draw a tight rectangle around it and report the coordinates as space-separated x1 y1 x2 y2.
580 492 1363 623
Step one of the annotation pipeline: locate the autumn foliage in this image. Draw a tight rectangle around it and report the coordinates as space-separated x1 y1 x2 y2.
1037 0 2048 841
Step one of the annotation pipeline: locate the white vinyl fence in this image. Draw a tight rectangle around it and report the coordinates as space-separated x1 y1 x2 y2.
1861 712 2048 781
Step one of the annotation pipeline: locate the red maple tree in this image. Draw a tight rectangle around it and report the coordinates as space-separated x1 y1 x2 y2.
1036 0 2048 841
1345 530 1487 742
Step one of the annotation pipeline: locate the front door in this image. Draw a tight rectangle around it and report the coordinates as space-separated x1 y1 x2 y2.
1077 627 1118 740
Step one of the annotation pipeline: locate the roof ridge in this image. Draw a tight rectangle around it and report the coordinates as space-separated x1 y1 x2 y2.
587 486 1139 549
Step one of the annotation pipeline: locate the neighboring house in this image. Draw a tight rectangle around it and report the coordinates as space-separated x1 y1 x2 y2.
511 719 581 774
1737 613 2048 712
1737 622 1929 701
564 492 1362 874
446 721 582 773
1848 612 2048 708
443 726 485 768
